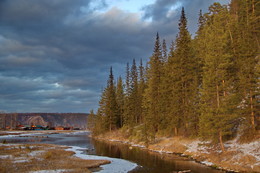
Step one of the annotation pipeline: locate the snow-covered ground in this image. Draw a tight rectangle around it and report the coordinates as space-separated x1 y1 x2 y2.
29 169 68 173
0 132 42 138
0 130 89 139
225 135 260 162
0 143 46 163
0 131 138 173
62 131 88 135
182 136 260 171
0 143 138 173
66 146 137 173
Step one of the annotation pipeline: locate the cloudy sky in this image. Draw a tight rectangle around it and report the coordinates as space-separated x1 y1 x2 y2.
0 0 229 113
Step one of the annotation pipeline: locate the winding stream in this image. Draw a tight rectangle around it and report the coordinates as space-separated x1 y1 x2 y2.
0 131 226 173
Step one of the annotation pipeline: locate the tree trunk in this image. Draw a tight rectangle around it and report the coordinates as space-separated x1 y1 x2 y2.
252 0 255 14
222 80 226 97
250 90 255 131
120 113 123 128
174 127 178 136
216 84 220 108
228 30 237 55
109 117 112 131
136 112 138 124
219 130 225 152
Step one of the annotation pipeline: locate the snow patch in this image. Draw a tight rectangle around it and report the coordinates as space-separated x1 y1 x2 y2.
225 136 260 164
0 132 43 138
0 134 21 138
66 146 138 173
0 155 12 159
13 158 29 163
28 150 45 157
131 144 145 148
185 140 200 153
201 161 214 166
63 131 88 135
29 169 69 173
184 136 260 170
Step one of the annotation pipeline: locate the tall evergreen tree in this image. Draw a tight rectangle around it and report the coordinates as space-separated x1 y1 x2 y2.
129 59 140 125
116 76 124 127
87 109 96 131
194 10 206 86
162 39 181 135
143 32 164 140
138 59 146 123
173 7 199 135
162 39 168 63
198 3 239 151
229 0 259 134
197 10 206 34
123 63 131 126
106 67 119 131
125 63 130 94
95 87 109 134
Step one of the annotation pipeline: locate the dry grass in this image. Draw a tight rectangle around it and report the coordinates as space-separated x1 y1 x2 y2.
0 144 110 173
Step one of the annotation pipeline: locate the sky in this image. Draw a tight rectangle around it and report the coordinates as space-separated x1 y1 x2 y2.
0 0 230 113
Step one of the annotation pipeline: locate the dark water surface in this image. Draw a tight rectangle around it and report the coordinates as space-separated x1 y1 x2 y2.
1 132 226 173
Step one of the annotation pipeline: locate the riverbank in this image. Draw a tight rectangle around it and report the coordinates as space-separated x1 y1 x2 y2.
94 130 260 173
0 143 110 173
0 130 138 173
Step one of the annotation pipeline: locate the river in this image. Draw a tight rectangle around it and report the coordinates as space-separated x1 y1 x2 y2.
0 131 227 173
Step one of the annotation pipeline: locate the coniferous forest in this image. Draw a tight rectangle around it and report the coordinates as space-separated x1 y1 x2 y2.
88 1 259 150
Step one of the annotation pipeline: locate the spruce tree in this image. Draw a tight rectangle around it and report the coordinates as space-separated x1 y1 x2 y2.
106 67 119 131
123 63 131 126
87 110 96 131
125 62 130 94
95 87 109 134
138 59 146 124
162 39 168 63
173 7 199 135
143 32 164 140
194 9 206 85
163 39 181 135
229 0 259 135
129 59 139 125
116 76 124 127
198 3 239 151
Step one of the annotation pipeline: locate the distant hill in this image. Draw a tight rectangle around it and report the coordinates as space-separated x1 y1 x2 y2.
0 113 88 129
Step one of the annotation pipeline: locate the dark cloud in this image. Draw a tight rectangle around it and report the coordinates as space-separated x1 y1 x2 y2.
142 0 230 35
0 0 89 27
0 0 229 113
142 0 180 21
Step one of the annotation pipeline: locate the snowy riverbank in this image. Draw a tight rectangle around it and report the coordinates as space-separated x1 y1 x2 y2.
95 131 260 172
0 143 110 173
0 130 88 138
0 130 138 173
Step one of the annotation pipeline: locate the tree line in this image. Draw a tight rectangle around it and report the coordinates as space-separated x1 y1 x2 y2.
88 1 259 151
